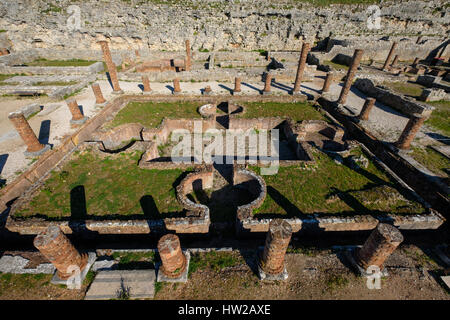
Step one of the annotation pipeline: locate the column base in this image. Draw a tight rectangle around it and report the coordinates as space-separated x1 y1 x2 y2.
232 91 243 96
344 247 389 277
111 90 124 95
70 116 89 126
202 91 213 96
290 91 307 98
24 144 51 158
262 91 273 96
50 252 97 289
95 102 108 108
256 248 288 281
156 250 190 283
141 91 154 95
172 91 182 96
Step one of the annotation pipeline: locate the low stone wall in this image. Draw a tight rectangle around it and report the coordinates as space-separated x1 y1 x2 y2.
0 62 103 76
354 78 434 117
229 117 285 130
92 123 144 151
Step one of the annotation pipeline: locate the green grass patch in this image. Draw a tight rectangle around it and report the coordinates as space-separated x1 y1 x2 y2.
410 146 450 178
425 100 450 136
250 147 425 216
0 273 52 294
325 274 349 291
108 101 201 128
382 81 425 98
239 101 327 122
32 81 79 86
189 251 241 275
323 60 349 71
27 59 96 67
14 150 189 219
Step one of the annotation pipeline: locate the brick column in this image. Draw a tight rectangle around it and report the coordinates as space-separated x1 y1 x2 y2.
8 112 45 154
292 42 310 94
234 77 241 93
263 73 272 94
66 98 86 123
33 226 88 280
260 219 292 275
322 72 333 93
185 40 191 71
91 83 106 105
173 78 181 94
355 223 403 270
358 97 376 121
337 49 364 105
394 114 426 150
98 41 122 93
158 234 187 278
203 85 212 95
382 42 398 70
391 55 399 67
142 75 152 92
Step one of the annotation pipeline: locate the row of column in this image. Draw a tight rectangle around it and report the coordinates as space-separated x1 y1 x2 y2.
32 221 404 283
8 82 109 157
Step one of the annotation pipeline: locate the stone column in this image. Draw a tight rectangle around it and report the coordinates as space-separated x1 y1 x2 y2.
8 111 46 155
322 72 333 93
391 55 399 67
158 234 187 278
337 49 364 105
355 223 403 270
263 73 272 94
173 78 181 94
394 114 426 150
260 219 292 276
382 42 398 70
98 41 122 93
91 83 106 105
34 226 88 280
292 42 310 94
185 40 191 71
66 98 87 125
203 85 212 95
234 77 241 93
358 97 376 121
142 75 152 93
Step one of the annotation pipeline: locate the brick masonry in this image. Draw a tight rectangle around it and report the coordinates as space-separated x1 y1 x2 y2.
8 111 45 153
260 219 292 275
157 234 187 278
91 83 106 104
394 115 426 150
337 49 364 105
293 42 310 93
33 225 88 280
98 41 122 92
355 223 404 270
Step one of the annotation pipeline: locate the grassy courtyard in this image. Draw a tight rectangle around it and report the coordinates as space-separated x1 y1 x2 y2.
410 146 450 179
251 147 425 216
239 101 327 122
425 100 450 137
26 59 97 67
14 149 188 219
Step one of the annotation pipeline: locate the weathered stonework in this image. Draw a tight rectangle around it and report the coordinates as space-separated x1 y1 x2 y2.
91 83 106 105
337 49 364 105
259 219 292 276
355 223 404 270
358 97 376 121
142 75 152 93
382 42 398 70
98 41 122 93
157 234 187 278
394 114 427 150
322 72 333 93
33 225 88 280
293 42 310 94
8 111 46 155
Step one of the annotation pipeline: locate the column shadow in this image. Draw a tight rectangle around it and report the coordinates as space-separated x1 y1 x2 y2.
38 120 51 146
219 84 233 94
140 195 160 219
0 154 7 188
165 85 174 93
242 82 262 94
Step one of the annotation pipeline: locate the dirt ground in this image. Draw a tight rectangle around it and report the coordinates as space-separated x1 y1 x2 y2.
1 244 447 300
